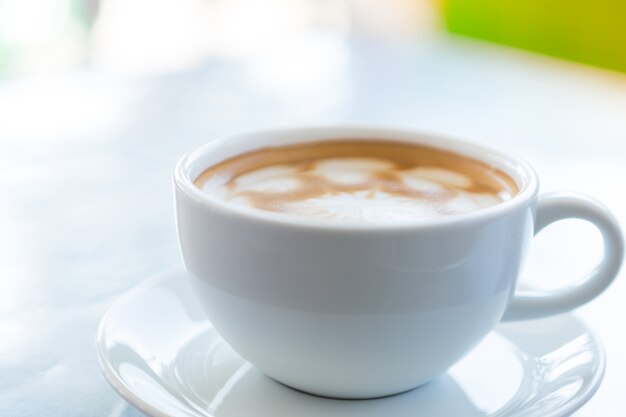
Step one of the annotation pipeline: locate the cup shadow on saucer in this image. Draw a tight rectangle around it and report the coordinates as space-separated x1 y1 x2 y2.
167 327 486 417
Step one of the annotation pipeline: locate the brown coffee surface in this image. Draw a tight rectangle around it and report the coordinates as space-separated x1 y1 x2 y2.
194 140 519 222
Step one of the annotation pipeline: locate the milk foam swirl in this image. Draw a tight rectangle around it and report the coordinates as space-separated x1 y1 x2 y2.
197 151 515 223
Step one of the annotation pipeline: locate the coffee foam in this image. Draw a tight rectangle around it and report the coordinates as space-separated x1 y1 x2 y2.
194 140 518 223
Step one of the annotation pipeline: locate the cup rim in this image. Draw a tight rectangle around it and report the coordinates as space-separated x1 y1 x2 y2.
174 124 539 231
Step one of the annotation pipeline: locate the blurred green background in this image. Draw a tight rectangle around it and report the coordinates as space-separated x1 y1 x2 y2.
1 0 625 78
443 0 626 74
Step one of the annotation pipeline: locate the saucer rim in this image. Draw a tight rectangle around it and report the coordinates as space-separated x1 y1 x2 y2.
97 268 195 417
95 268 606 417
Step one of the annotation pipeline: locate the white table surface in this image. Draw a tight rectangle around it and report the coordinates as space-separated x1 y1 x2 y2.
1 33 625 416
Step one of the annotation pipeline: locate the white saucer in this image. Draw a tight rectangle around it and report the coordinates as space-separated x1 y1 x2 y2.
96 268 605 417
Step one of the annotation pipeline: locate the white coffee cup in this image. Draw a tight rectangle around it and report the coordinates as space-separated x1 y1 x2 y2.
174 126 623 399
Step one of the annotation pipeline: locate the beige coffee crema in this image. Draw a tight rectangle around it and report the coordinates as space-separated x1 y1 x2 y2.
194 140 519 223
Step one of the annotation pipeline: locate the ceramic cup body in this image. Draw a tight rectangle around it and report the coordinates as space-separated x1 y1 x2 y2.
174 127 622 399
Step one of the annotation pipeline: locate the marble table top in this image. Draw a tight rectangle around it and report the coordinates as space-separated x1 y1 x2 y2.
1 33 626 416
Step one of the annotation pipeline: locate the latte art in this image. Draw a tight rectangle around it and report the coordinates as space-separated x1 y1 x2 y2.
194 140 518 223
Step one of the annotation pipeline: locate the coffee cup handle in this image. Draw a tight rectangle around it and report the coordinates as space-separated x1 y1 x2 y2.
503 192 624 321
